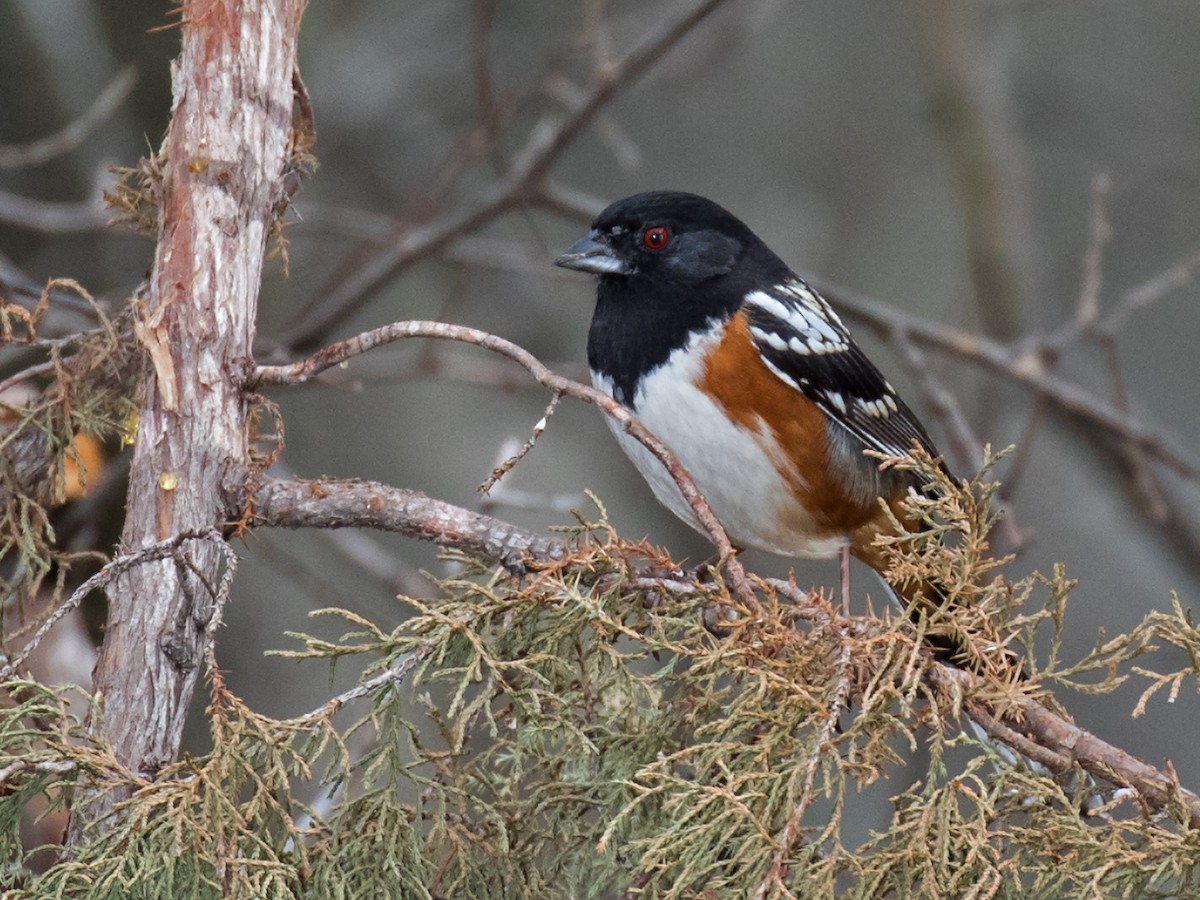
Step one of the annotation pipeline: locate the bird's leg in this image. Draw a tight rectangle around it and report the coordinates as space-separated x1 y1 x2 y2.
839 545 851 618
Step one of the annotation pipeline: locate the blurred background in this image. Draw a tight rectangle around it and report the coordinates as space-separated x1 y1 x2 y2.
3 0 1199 841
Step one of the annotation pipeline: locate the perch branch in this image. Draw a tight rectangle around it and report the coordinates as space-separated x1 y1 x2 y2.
927 663 1200 828
253 320 759 612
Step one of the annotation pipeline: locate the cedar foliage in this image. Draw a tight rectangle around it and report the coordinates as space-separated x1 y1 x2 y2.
3 457 1200 898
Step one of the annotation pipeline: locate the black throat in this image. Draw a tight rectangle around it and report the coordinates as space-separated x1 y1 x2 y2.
586 274 743 407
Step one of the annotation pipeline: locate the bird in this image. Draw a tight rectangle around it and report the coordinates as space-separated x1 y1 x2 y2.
554 190 943 618
554 205 1113 814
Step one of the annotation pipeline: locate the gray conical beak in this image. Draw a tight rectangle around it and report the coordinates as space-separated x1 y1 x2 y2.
554 230 630 275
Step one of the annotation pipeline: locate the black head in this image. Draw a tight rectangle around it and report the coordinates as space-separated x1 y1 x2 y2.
556 192 793 404
555 191 786 287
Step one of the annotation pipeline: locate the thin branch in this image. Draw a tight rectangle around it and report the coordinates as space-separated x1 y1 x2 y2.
0 67 137 170
518 0 728 190
471 0 502 149
252 320 758 611
247 477 567 573
927 663 1200 828
0 191 109 234
479 390 561 495
318 529 436 597
0 758 78 788
1040 245 1200 353
0 359 60 397
1074 173 1111 329
1099 337 1170 523
890 329 981 473
997 395 1047 504
0 530 226 680
277 0 732 351
812 277 1200 480
292 645 431 727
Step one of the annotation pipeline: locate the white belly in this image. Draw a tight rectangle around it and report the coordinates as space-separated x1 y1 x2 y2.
592 332 847 559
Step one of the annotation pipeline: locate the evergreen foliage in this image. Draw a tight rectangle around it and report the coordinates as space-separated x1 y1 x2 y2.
3 462 1200 898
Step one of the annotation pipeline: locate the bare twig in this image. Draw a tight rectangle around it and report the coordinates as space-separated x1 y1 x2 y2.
997 395 1047 504
0 530 226 680
293 645 431 727
277 0 732 350
0 758 78 787
253 320 758 611
0 359 60 397
479 390 561 494
1100 246 1200 339
0 67 136 170
0 191 109 234
890 329 981 473
1098 337 1170 522
812 277 1200 481
318 529 436 597
1039 245 1200 353
471 0 500 141
1075 173 1111 329
247 477 567 573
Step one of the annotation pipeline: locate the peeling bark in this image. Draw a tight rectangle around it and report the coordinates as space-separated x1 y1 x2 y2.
69 0 305 843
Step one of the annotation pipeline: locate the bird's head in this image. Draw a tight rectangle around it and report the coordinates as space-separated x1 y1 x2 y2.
555 191 783 288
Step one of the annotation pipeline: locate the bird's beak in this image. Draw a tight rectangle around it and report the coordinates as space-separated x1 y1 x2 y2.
554 230 630 275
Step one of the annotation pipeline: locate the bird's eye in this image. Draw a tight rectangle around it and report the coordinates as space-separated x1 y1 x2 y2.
642 226 670 251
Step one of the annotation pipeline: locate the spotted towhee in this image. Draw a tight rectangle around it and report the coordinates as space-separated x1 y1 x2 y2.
555 202 1112 807
555 190 941 609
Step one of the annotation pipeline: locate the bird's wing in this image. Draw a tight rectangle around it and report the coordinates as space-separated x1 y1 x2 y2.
741 278 939 460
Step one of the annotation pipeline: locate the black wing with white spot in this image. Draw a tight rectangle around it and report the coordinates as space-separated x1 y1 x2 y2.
743 279 939 460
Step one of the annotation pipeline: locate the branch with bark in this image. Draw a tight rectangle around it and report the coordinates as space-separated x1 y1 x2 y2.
64 0 306 846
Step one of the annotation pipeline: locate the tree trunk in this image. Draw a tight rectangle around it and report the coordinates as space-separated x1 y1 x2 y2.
68 0 304 844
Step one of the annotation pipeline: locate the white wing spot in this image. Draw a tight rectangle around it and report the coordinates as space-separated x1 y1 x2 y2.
747 287 850 356
778 280 849 324
787 335 812 356
777 280 822 311
761 356 801 390
749 326 789 352
744 290 794 322
824 390 847 414
856 397 892 418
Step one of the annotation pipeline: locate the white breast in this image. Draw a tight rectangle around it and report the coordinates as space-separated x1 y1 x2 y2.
592 330 847 559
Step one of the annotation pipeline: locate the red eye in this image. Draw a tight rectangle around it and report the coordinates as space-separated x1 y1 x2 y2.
642 226 670 250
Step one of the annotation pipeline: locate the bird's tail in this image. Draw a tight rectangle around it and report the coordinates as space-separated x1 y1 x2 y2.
849 487 1103 816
